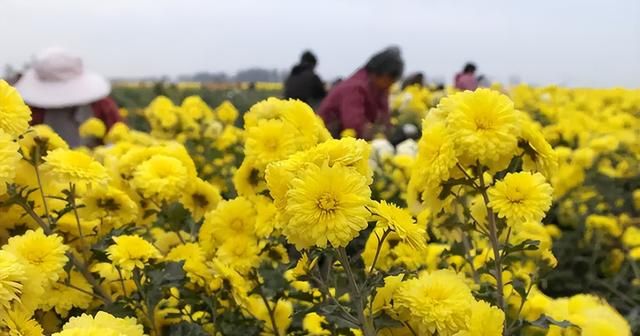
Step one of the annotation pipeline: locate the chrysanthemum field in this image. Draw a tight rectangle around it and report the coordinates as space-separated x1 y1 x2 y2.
0 79 638 335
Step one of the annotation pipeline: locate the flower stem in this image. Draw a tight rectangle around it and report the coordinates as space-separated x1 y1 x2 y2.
337 248 375 336
478 170 506 314
257 287 281 336
32 148 52 228
368 229 391 275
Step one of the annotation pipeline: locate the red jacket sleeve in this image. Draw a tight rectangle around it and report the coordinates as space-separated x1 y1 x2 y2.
91 97 122 129
339 87 369 138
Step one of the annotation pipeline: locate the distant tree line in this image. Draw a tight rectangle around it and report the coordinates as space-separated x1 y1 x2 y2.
177 67 287 83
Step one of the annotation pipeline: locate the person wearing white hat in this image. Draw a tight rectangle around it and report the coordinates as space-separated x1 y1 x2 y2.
15 47 121 147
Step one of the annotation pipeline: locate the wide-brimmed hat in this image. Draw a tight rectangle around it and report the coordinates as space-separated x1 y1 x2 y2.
15 47 111 108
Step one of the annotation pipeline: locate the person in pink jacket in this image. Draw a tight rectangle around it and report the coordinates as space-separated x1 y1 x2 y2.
318 47 404 140
454 62 479 91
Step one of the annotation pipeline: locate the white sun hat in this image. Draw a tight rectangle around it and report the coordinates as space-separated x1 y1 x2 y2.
15 47 111 108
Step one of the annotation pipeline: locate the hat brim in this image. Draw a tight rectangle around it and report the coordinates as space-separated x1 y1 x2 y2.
15 69 111 109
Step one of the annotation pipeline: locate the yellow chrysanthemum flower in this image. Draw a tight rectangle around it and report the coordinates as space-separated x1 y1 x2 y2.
371 274 404 316
42 148 109 188
131 154 189 202
245 119 298 169
104 122 129 144
440 88 519 167
180 177 222 221
371 201 426 250
18 125 68 161
307 137 373 184
166 243 213 287
243 295 292 336
3 229 68 284
488 172 553 227
460 300 505 336
0 251 26 308
182 95 213 121
78 117 106 139
283 163 371 249
302 312 331 335
0 130 21 195
216 100 239 124
198 197 256 254
106 235 161 272
215 234 262 274
393 270 474 336
0 306 43 336
0 80 32 138
53 311 144 336
519 121 558 179
243 97 285 128
40 271 93 317
80 185 138 228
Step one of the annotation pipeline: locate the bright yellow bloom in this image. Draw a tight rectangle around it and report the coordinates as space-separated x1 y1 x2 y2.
371 201 426 250
0 130 20 195
40 271 93 317
244 295 292 336
585 215 621 237
104 122 129 144
0 80 31 138
303 312 331 335
131 154 189 202
488 172 553 227
393 270 474 336
18 125 68 161
519 121 558 178
215 235 262 274
0 251 26 308
78 117 106 138
53 311 144 336
107 235 161 272
198 197 256 254
3 229 68 284
245 119 298 169
216 100 239 124
440 89 519 167
371 274 404 316
283 163 371 249
460 300 505 336
181 95 213 120
80 185 138 228
0 306 43 336
180 177 222 221
42 148 109 188
166 243 213 287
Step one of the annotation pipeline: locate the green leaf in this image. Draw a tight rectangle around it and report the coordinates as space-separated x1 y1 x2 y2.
164 322 209 336
374 312 403 329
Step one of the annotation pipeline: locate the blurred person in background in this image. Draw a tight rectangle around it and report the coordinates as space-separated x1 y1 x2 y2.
283 50 326 108
318 46 404 140
454 62 479 91
401 72 425 89
15 47 121 147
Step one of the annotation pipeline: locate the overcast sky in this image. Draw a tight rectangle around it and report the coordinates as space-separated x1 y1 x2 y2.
1 0 639 87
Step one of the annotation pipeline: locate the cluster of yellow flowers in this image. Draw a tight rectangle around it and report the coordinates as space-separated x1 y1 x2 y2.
0 77 637 336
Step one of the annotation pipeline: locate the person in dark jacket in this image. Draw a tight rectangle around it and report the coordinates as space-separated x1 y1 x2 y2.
318 47 404 140
283 51 326 108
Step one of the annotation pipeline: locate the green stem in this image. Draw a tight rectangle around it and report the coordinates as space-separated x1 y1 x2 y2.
368 229 391 275
69 183 89 260
32 150 52 228
478 169 506 315
337 248 375 336
257 287 281 336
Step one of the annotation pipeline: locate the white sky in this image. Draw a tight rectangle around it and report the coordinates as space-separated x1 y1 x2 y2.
1 0 639 87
